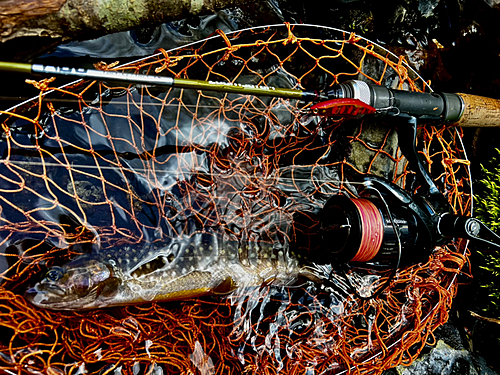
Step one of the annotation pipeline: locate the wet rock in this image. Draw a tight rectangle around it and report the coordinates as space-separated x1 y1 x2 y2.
484 0 500 8
44 10 242 59
433 322 466 350
383 322 498 375
387 340 497 375
419 0 440 17
347 119 403 182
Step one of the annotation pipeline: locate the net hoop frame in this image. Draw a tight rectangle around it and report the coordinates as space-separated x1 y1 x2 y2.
0 23 473 375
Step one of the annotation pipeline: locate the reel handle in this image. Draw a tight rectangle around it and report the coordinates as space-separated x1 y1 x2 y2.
438 213 500 249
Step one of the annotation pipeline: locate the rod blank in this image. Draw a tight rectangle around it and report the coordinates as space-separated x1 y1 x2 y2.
0 61 315 101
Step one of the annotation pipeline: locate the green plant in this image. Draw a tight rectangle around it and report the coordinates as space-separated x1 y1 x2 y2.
474 148 500 316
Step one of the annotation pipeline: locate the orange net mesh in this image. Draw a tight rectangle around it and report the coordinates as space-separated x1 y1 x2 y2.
0 24 471 374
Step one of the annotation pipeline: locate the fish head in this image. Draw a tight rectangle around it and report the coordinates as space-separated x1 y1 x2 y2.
25 255 121 310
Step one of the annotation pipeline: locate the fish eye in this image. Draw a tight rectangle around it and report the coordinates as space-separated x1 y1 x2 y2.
45 267 63 282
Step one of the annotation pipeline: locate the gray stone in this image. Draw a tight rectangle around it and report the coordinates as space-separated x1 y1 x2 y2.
386 340 498 375
434 322 466 350
418 0 440 17
484 0 500 8
347 119 404 184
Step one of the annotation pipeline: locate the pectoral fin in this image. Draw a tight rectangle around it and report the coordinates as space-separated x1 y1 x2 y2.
212 276 237 295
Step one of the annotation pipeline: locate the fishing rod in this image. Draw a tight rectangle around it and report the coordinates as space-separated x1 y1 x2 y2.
2 61 500 127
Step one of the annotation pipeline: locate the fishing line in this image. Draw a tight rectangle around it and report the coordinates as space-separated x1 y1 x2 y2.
0 96 298 111
349 198 384 262
0 97 230 109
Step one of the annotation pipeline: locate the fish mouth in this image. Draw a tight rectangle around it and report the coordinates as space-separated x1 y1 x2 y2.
24 283 85 310
34 282 66 296
24 282 115 310
24 287 61 308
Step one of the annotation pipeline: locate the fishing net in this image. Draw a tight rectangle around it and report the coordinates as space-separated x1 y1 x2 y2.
0 24 471 374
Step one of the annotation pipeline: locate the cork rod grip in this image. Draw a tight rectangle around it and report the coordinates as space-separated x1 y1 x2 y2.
454 93 500 127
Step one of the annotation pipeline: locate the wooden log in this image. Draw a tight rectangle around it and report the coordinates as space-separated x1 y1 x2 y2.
0 0 251 43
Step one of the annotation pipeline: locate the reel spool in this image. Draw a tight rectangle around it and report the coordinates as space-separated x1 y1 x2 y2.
320 192 418 266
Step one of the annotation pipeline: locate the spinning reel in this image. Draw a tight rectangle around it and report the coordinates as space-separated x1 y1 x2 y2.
311 82 500 272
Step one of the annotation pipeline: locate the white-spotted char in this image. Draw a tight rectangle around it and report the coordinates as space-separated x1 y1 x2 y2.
25 232 318 310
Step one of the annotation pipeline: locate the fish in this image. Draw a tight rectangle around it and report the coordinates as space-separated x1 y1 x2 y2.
25 233 321 310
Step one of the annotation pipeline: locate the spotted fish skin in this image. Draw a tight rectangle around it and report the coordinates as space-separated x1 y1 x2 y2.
25 233 314 310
